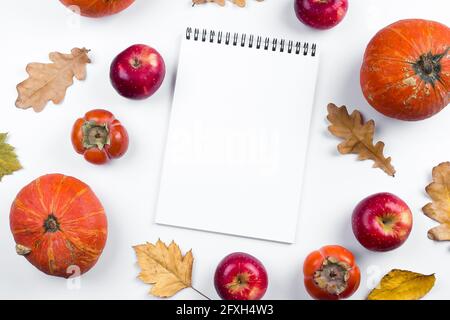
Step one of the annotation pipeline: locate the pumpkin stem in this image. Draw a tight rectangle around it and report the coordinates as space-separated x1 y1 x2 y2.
422 58 433 75
16 244 31 256
413 48 448 85
44 214 60 233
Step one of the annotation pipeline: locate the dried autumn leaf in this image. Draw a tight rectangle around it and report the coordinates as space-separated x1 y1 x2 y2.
133 239 193 298
192 0 225 6
192 0 263 7
327 103 395 177
423 162 450 241
232 0 246 7
368 269 435 300
0 133 22 181
16 47 91 112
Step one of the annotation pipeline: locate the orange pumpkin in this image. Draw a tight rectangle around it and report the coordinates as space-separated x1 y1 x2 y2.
10 174 107 278
60 0 135 18
360 19 450 121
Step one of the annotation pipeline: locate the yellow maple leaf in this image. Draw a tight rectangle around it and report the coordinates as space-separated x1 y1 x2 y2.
368 269 435 300
423 162 450 241
133 239 194 298
192 0 264 7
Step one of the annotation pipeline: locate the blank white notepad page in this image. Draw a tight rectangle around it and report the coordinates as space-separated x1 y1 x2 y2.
155 29 319 243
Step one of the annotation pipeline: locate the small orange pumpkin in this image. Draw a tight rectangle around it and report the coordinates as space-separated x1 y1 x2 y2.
360 19 449 121
60 0 135 18
10 174 107 278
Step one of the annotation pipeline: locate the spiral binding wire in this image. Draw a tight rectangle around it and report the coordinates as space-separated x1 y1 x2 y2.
185 27 317 57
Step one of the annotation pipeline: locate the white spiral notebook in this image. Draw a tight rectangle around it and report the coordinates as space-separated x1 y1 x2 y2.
155 27 320 243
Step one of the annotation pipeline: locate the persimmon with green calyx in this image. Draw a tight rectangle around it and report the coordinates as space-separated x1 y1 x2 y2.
71 109 129 165
60 0 135 18
10 174 107 278
360 19 450 121
303 245 360 300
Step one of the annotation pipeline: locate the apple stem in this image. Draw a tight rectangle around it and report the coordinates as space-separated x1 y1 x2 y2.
190 286 211 300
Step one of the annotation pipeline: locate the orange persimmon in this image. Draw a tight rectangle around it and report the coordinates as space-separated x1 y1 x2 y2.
303 245 360 300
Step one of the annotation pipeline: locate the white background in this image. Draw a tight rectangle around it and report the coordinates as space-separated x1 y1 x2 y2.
0 0 449 300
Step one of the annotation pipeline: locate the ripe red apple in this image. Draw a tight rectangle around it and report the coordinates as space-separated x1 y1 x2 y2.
294 0 348 30
352 192 413 252
110 44 165 100
214 252 268 300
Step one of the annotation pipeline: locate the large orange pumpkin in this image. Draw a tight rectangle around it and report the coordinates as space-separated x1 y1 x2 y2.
60 0 135 18
10 174 107 278
360 19 450 121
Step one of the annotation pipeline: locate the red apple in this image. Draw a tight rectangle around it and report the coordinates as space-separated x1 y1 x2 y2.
214 252 268 300
352 192 413 252
110 44 165 100
294 0 348 30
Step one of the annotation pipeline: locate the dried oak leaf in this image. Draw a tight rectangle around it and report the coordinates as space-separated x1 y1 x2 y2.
327 103 395 177
16 47 91 112
233 0 246 6
133 239 193 298
193 0 225 6
368 269 435 300
423 162 450 241
0 133 22 181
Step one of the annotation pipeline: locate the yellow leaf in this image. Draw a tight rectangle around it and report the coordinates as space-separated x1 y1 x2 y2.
192 0 264 7
368 269 435 300
327 103 396 177
133 239 193 298
423 162 450 241
0 133 22 181
16 47 91 112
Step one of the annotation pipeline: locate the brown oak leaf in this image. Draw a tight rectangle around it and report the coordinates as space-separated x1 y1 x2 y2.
423 162 450 241
192 0 225 6
16 47 91 112
232 0 246 7
327 103 395 177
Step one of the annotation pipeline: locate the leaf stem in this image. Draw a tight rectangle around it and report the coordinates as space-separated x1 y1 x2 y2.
190 286 211 300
